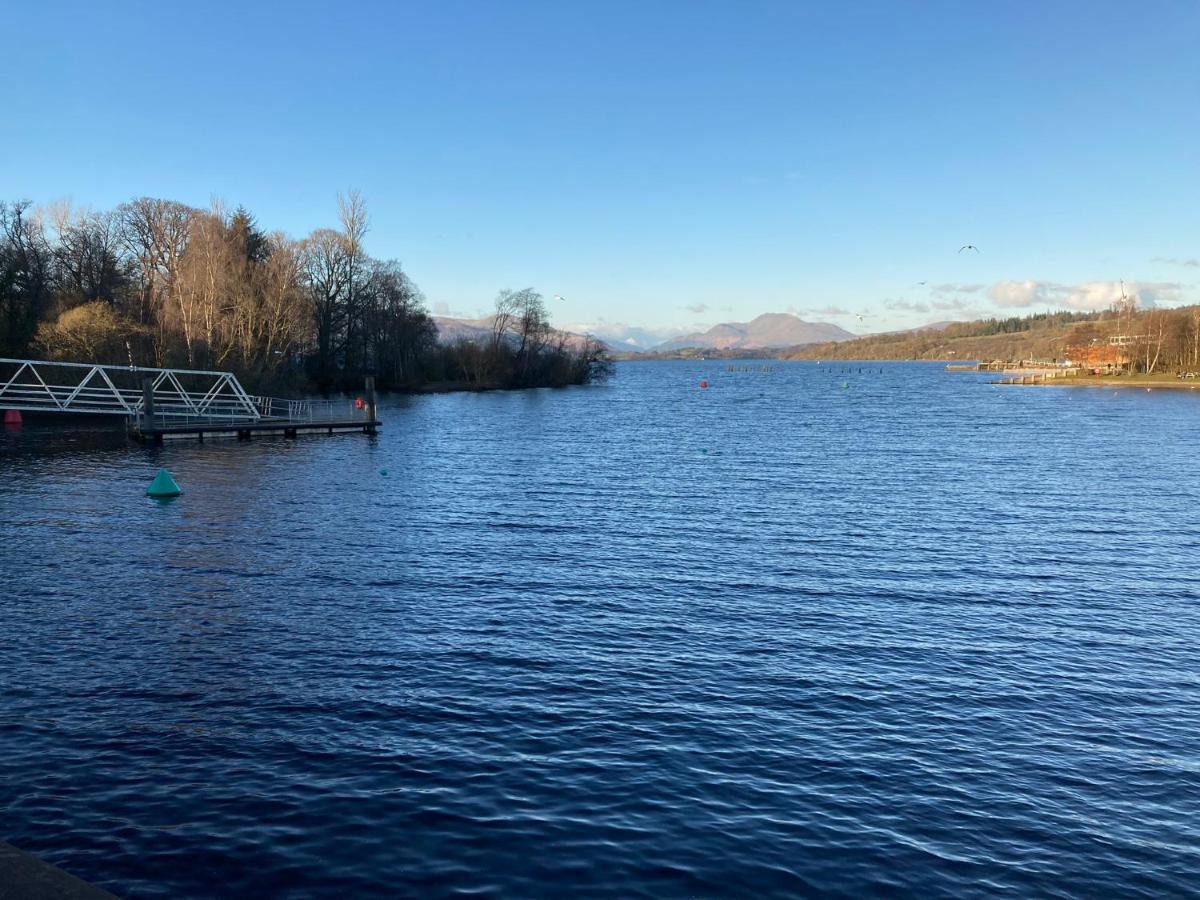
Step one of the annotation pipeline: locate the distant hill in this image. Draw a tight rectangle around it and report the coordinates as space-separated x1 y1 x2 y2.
433 315 596 351
653 313 856 352
780 308 1131 361
432 315 494 344
912 320 958 332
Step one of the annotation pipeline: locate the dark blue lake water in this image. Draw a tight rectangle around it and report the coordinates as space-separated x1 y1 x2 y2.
2 361 1198 898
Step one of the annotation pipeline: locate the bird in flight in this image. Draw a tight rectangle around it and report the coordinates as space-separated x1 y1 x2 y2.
855 313 868 323
917 281 927 286
554 294 566 301
958 245 979 254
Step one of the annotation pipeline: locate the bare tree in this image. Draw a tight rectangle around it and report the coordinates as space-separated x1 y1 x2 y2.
252 235 308 375
118 198 193 361
302 227 351 386
492 288 520 353
0 201 52 356
512 288 550 381
338 190 370 369
50 208 130 310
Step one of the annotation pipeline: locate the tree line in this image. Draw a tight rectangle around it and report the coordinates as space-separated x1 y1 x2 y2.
0 193 609 393
784 302 1200 373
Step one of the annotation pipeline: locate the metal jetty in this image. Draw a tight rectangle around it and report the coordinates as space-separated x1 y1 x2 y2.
0 358 380 443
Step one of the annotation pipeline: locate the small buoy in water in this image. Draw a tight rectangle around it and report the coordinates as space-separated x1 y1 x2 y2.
146 468 181 498
380 468 389 476
699 380 708 389
3 409 20 426
842 382 849 389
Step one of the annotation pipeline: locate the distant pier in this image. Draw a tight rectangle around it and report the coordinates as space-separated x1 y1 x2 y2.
946 359 1070 373
992 370 1081 385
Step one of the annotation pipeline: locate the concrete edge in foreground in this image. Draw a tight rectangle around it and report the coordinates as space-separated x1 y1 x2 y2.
0 841 119 900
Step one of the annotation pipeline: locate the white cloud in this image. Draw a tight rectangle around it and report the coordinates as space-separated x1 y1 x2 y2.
886 299 932 314
987 279 1185 311
930 283 984 297
1133 282 1187 306
1065 282 1133 310
1153 256 1200 268
988 280 1052 307
931 297 977 313
789 305 851 317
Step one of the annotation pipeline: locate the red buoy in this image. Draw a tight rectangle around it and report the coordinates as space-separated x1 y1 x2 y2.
699 380 708 389
3 409 20 426
354 397 365 411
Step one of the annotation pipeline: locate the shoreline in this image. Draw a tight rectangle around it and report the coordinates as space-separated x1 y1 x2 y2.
998 374 1200 393
1005 377 1200 391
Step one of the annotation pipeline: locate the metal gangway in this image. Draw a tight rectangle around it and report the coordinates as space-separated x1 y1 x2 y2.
0 358 379 441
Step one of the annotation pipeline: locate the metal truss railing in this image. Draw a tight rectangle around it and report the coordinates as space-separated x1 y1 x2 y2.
0 357 260 423
0 358 372 429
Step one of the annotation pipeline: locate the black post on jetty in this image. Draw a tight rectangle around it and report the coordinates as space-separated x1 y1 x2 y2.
141 375 156 434
365 374 378 435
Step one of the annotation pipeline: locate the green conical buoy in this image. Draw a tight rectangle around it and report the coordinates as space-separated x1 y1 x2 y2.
842 381 849 389
147 468 182 498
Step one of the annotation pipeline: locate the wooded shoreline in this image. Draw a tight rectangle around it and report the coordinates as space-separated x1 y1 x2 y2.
1 194 611 395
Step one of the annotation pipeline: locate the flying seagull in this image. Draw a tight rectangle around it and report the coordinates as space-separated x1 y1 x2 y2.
855 313 868 323
917 281 927 286
958 245 979 254
554 294 566 301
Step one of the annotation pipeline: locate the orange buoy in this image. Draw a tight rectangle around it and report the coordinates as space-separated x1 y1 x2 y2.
699 380 708 389
354 397 365 410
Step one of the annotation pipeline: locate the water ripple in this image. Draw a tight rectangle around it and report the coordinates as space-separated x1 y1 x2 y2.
2 361 1199 897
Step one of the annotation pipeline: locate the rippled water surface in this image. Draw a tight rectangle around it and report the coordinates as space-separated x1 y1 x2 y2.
2 361 1199 898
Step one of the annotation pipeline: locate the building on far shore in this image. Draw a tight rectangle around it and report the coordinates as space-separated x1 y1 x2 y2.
1064 340 1132 374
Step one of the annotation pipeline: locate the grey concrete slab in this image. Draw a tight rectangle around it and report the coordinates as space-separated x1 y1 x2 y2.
0 842 118 900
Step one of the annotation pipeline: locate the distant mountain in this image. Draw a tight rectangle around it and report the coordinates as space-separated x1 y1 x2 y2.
577 323 679 352
653 313 856 352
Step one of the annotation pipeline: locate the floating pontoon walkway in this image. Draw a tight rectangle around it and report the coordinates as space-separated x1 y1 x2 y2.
0 357 379 444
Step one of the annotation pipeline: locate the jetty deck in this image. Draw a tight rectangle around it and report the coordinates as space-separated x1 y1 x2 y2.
130 413 381 442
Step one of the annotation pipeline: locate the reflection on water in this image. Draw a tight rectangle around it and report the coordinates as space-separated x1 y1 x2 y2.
2 362 1199 897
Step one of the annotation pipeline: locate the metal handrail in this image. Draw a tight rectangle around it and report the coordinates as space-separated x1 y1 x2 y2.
0 356 249 377
0 357 376 429
0 358 261 420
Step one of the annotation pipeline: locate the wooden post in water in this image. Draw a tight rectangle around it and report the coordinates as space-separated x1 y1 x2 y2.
365 375 377 435
141 375 156 434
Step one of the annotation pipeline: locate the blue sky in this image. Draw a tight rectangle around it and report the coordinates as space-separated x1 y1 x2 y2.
4 0 1197 338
